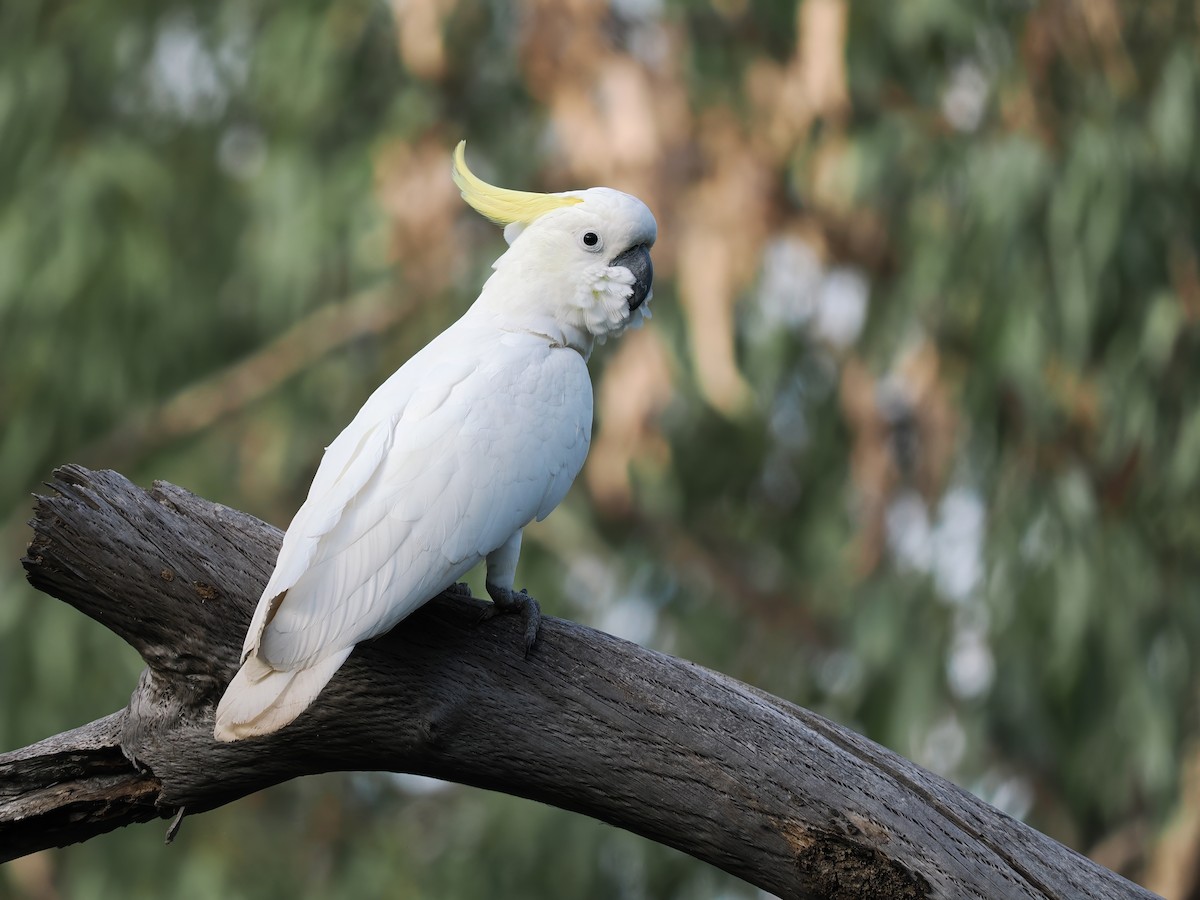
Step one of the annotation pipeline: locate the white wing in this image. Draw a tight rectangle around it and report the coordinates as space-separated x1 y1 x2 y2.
249 327 592 671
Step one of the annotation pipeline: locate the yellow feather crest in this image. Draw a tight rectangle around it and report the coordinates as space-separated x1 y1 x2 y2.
452 141 581 226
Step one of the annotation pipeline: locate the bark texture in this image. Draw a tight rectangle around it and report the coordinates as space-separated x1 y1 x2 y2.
0 465 1157 899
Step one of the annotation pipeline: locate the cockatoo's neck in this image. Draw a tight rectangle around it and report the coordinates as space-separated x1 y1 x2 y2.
468 266 597 359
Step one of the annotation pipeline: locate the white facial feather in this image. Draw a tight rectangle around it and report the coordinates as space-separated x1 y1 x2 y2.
479 190 657 351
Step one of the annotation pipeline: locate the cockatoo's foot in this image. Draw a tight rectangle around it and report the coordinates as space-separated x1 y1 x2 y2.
445 581 473 597
482 582 541 656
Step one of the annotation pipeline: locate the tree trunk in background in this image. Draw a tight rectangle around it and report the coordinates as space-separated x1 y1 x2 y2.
0 466 1159 900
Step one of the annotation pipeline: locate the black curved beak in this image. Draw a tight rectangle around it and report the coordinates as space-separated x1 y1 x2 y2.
610 243 653 312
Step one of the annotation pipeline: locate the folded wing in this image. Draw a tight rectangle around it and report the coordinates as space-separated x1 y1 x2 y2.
244 334 592 674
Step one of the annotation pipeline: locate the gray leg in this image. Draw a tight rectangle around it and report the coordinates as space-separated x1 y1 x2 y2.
481 530 541 655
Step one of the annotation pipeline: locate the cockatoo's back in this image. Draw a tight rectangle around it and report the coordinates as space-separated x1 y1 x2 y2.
214 142 656 741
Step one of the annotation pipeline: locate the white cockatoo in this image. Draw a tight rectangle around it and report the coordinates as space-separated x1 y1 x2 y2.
213 142 656 741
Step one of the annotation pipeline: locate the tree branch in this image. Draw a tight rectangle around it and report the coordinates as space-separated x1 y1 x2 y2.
78 286 417 467
1 466 1155 899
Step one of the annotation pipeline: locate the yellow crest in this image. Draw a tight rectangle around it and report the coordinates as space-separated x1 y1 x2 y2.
452 141 581 226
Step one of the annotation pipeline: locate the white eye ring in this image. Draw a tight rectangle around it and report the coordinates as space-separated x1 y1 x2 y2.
579 231 603 253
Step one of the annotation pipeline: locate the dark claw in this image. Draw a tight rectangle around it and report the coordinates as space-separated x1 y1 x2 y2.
483 583 542 656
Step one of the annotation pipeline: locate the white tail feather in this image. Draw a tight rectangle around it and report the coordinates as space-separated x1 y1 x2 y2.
214 647 353 741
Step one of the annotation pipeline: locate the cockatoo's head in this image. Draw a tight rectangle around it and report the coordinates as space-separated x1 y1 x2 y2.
453 142 656 350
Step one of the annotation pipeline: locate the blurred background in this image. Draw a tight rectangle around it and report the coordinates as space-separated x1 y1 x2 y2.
2 0 1199 897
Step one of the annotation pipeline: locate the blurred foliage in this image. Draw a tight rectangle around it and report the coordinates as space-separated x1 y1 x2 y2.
3 0 1200 897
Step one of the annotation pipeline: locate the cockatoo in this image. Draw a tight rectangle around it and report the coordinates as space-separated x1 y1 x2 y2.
213 142 656 741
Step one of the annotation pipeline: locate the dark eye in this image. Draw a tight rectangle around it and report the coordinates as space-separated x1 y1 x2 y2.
579 230 604 253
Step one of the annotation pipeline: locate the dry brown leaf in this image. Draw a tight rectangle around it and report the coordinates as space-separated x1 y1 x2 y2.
1170 238 1200 323
745 0 850 160
1042 357 1101 433
586 328 675 516
899 340 958 500
372 135 462 292
389 0 458 80
840 341 958 576
675 113 773 414
840 355 895 576
1141 747 1200 898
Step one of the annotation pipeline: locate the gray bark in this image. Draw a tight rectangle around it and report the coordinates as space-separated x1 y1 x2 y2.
0 465 1158 899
